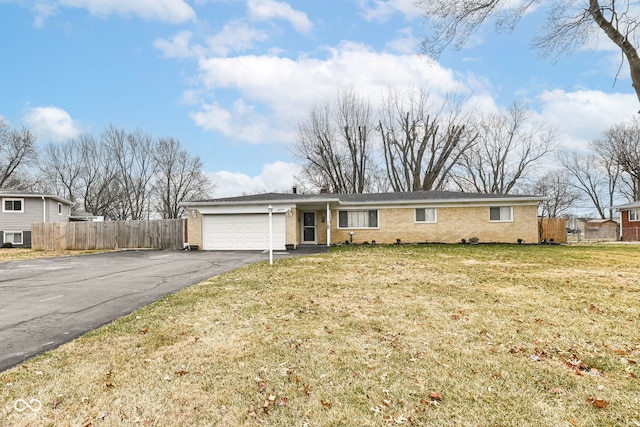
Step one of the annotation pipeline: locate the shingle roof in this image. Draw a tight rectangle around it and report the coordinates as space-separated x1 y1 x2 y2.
185 190 544 206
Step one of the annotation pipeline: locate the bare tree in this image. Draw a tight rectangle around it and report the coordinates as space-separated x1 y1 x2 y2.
294 88 376 193
153 137 213 219
416 0 640 105
39 138 85 205
0 118 37 189
38 134 120 217
378 88 477 192
533 170 583 218
452 103 555 194
558 144 622 219
102 125 158 220
596 117 640 200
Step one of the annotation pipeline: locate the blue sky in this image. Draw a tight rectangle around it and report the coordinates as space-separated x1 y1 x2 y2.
1 0 638 197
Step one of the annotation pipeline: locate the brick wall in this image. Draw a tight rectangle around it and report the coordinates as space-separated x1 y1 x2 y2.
187 209 203 248
286 208 298 246
329 205 539 245
620 210 640 241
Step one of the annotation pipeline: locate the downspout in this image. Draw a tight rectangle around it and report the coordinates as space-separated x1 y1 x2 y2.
42 196 46 222
326 202 331 247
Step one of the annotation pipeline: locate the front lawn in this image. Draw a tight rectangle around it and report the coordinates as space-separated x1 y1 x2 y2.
2 244 639 426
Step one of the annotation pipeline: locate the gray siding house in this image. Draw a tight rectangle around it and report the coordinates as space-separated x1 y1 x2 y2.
0 190 73 247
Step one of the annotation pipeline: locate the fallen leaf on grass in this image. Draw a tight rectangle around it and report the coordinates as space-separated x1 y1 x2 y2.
552 388 566 395
569 419 578 426
141 326 149 335
587 397 609 409
428 391 442 401
175 370 188 376
255 376 267 392
53 395 64 409
321 399 332 409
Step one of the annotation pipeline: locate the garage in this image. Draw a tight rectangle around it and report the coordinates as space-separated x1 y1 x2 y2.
202 213 286 250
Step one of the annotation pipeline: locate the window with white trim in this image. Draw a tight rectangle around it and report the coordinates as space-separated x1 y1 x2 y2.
629 209 640 221
58 203 62 215
338 210 378 228
3 198 23 213
4 232 23 245
489 206 513 222
415 208 437 223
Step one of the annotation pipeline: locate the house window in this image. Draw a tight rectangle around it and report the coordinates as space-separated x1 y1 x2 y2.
489 206 513 222
4 232 23 245
629 209 640 221
415 208 437 223
58 203 62 215
338 210 378 228
3 198 23 213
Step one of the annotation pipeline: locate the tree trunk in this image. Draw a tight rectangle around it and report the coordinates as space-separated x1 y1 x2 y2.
589 0 640 105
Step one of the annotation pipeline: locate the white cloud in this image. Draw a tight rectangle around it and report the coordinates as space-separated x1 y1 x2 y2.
154 30 195 58
208 161 302 197
247 0 313 33
58 0 195 23
191 42 466 143
32 2 58 28
385 27 418 54
205 20 270 56
359 0 422 22
155 22 269 59
23 106 82 143
190 99 271 143
537 89 638 150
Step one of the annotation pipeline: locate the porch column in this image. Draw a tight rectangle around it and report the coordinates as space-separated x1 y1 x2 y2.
326 202 331 247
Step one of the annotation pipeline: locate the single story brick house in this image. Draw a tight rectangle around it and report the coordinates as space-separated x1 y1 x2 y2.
614 201 640 241
0 189 73 247
181 190 545 250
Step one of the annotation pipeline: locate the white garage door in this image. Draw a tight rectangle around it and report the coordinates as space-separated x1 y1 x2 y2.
203 214 286 250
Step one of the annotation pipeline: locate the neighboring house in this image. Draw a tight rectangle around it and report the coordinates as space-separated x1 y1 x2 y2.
0 189 73 247
181 190 545 250
583 219 619 242
69 209 102 222
614 201 640 241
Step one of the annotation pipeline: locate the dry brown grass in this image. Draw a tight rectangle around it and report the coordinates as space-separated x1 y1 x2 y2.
0 248 106 262
1 244 639 426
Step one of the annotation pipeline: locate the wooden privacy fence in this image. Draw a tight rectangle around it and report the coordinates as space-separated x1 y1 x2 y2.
32 219 185 251
538 217 567 243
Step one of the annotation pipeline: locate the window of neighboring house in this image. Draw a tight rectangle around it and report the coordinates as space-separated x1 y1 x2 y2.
338 210 378 228
629 209 640 221
58 203 62 215
489 206 513 222
4 232 23 245
3 198 23 213
415 208 437 223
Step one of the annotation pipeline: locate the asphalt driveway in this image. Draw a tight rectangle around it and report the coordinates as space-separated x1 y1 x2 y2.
0 248 326 372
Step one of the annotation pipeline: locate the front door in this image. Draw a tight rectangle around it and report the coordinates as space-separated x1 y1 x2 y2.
302 212 316 244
